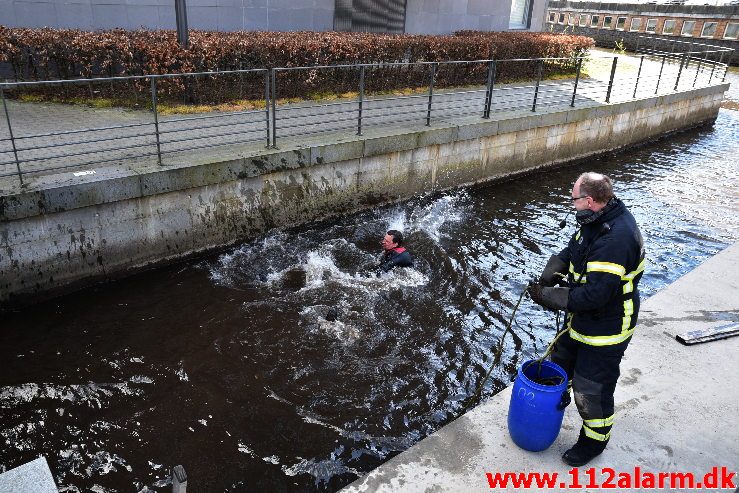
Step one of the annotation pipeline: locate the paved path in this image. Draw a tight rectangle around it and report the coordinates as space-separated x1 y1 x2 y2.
0 53 725 187
341 242 739 492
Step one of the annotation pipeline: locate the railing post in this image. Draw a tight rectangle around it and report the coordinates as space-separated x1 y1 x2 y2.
357 65 365 135
150 78 162 166
264 70 270 148
674 52 687 91
655 54 666 94
270 69 277 148
426 62 437 126
635 35 641 54
605 57 618 103
0 87 23 186
531 59 543 112
483 60 497 119
570 58 582 107
633 55 644 99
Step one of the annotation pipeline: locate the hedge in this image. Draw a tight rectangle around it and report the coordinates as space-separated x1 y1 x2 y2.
0 27 594 104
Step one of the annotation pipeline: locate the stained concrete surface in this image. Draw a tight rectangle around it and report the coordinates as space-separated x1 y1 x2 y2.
0 457 58 493
342 242 739 492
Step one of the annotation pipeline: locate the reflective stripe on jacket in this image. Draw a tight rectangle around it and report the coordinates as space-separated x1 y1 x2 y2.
558 198 645 346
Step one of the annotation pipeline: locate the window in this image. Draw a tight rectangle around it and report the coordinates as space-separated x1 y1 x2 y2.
701 22 717 38
569 13 576 26
579 14 588 27
646 18 657 33
681 20 696 36
334 0 407 33
663 19 676 34
603 16 613 29
725 23 739 39
591 15 600 27
548 11 556 23
509 0 532 29
630 18 642 31
616 17 627 30
559 13 566 24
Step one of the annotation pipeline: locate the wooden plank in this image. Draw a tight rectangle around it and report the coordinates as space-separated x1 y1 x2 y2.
676 321 739 345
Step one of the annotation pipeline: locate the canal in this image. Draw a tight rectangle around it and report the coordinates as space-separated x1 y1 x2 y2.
1 94 738 491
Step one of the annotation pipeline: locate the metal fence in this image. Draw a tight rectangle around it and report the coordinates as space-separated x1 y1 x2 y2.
0 42 733 186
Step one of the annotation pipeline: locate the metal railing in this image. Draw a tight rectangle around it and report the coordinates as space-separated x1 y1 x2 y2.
0 44 732 187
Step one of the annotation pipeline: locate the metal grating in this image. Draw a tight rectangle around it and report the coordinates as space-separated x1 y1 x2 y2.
334 0 407 34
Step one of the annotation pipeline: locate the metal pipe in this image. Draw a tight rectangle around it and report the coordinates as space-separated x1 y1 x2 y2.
0 88 23 185
357 65 365 135
174 0 189 48
483 60 496 119
605 57 618 103
150 78 162 166
633 55 644 99
532 59 543 111
426 63 437 126
570 58 582 107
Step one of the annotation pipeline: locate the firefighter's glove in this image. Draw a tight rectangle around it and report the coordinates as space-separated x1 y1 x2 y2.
529 283 569 312
539 255 567 287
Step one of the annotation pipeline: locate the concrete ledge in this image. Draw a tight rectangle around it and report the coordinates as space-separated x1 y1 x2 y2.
418 125 460 147
0 457 58 493
363 131 420 157
311 140 364 166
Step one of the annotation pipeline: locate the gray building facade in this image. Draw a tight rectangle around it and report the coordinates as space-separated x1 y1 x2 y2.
0 0 546 34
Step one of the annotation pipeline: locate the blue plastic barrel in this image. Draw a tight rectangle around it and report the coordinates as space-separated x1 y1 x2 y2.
507 359 569 452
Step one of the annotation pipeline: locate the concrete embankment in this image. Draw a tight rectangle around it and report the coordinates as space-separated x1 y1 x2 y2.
342 242 739 493
0 83 729 305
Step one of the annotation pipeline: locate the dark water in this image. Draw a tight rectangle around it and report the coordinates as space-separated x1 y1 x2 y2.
2 107 738 492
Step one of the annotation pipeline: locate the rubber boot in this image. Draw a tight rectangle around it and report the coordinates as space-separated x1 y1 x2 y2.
562 429 607 467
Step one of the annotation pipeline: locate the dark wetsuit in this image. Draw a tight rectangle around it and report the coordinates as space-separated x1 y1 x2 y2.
378 247 413 273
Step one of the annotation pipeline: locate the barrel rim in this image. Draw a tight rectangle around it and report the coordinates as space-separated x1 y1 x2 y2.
517 359 568 393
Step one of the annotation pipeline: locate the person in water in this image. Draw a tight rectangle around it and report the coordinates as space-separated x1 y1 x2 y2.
378 230 413 273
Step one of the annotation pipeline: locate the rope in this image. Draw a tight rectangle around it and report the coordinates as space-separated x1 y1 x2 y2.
464 274 571 410
464 286 529 409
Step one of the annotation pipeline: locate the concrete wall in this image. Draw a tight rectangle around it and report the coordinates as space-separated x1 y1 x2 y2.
0 83 727 306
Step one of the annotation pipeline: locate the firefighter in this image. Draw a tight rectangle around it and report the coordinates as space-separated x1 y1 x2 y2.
529 172 645 467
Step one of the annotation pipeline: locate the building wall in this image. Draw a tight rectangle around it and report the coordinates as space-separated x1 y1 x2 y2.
0 0 546 33
545 1 739 63
0 0 334 31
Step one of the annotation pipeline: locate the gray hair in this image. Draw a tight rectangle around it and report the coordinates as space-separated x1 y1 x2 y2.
578 172 614 203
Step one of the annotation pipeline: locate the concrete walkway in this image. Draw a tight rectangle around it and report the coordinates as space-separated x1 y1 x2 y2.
342 242 739 492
